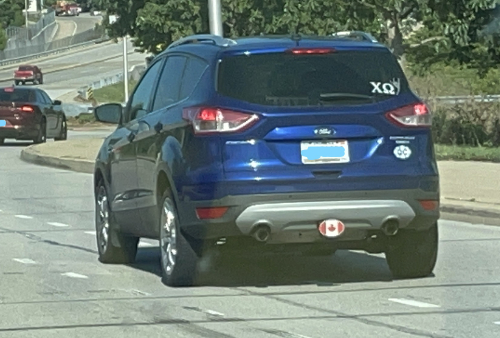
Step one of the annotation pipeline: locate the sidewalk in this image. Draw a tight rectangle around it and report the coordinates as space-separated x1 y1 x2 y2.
19 138 500 224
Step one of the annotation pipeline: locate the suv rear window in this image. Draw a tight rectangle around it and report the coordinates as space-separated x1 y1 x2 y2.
217 50 410 107
18 66 33 71
0 89 33 102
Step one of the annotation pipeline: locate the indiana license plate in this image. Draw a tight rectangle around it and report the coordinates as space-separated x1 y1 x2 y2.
301 140 350 164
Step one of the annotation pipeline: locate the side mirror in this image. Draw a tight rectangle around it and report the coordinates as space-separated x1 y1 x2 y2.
94 103 122 124
53 100 62 106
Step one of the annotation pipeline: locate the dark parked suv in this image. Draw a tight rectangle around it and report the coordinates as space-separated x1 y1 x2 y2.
93 32 440 286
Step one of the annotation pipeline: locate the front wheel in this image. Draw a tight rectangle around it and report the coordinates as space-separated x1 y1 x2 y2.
385 223 438 279
95 182 138 264
159 190 200 287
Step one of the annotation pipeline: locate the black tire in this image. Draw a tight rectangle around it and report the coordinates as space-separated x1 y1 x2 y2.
159 189 200 287
14 81 19 86
33 119 47 144
55 118 67 141
39 77 44 85
0 138 4 145
95 181 139 264
385 223 438 279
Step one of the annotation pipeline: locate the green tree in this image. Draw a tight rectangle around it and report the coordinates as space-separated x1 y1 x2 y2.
405 0 500 75
0 28 7 51
0 0 28 28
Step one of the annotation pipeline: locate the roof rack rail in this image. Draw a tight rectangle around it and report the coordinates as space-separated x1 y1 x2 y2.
167 34 237 50
331 31 378 43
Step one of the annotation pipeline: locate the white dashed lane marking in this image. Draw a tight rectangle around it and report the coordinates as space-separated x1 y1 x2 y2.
494 321 500 325
15 215 33 219
84 231 96 235
206 310 225 317
61 272 89 279
47 222 70 227
388 298 440 308
13 258 37 265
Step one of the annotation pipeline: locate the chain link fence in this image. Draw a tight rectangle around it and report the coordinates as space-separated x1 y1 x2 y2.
0 23 106 62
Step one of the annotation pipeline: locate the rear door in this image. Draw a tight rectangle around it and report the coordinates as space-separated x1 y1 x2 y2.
216 47 433 194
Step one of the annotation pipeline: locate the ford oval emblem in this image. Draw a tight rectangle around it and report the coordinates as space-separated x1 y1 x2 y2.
314 126 335 136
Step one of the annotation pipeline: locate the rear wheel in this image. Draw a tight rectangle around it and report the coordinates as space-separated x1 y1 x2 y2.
95 181 138 264
33 120 46 144
0 138 4 145
385 223 438 279
55 118 67 141
14 81 19 86
160 189 200 287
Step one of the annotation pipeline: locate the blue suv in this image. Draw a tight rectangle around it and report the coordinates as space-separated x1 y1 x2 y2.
93 32 440 286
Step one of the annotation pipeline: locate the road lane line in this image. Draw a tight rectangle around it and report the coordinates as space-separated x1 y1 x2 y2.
71 21 77 36
15 215 33 219
48 222 70 227
388 298 440 308
13 258 36 264
494 321 500 325
84 231 96 235
62 272 88 279
206 310 225 317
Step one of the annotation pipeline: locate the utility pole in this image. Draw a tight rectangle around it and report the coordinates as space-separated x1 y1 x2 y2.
25 0 29 40
207 0 223 36
123 36 129 104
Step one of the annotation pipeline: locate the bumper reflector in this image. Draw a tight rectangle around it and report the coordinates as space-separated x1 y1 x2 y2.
419 200 439 211
196 207 229 220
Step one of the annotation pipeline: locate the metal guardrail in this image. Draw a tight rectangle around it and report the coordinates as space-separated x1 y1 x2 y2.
0 37 109 68
5 12 56 40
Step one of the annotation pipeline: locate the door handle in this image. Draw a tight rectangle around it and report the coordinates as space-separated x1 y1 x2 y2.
154 122 163 133
127 131 137 142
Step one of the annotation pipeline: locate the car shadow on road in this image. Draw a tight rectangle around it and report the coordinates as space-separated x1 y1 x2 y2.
131 247 398 287
0 141 33 147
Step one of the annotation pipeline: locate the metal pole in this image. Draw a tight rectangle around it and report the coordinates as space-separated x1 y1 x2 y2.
25 0 29 40
123 36 129 103
208 0 223 36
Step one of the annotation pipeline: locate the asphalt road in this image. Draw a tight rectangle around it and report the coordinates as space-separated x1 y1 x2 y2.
0 135 499 337
0 40 147 116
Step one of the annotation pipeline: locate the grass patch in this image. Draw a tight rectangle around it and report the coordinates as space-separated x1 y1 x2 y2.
93 80 137 103
435 144 500 162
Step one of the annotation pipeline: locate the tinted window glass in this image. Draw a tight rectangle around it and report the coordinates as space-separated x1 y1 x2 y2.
18 66 33 71
217 50 409 107
0 88 34 102
40 91 52 104
127 60 162 121
152 56 186 111
179 57 207 99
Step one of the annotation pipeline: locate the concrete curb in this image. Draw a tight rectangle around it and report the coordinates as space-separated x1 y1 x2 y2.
0 50 136 83
20 147 94 174
19 146 500 222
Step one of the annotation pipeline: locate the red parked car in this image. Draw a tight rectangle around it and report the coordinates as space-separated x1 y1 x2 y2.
0 86 67 145
14 65 44 85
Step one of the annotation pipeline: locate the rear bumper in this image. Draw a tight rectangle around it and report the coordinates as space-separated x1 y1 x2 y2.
177 189 439 243
14 77 35 81
0 125 39 140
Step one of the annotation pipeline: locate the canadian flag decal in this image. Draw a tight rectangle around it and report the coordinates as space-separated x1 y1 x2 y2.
318 219 346 238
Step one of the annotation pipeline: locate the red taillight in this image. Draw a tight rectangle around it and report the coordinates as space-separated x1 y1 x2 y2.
20 105 34 113
182 107 259 134
287 48 335 54
195 207 229 219
386 103 431 128
419 200 439 211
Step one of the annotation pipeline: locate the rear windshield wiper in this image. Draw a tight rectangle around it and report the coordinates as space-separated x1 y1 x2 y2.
319 93 375 102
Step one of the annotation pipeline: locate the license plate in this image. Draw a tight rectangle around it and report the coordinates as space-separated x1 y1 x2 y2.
0 120 6 127
301 140 350 164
